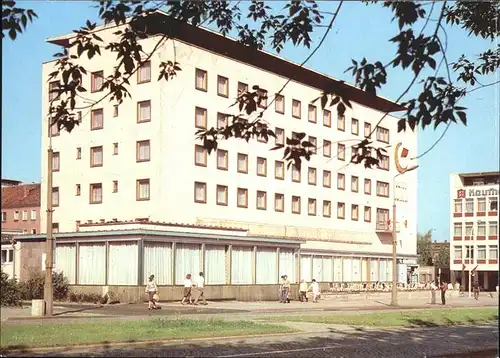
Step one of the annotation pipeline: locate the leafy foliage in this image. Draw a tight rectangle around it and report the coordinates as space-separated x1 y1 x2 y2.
417 230 433 266
18 270 70 301
3 0 500 169
433 245 450 269
0 269 22 306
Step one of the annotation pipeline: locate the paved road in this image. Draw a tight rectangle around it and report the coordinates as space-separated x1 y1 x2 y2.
6 324 498 358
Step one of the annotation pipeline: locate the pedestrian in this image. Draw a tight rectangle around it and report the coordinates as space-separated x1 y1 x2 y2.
181 273 193 305
145 274 158 310
299 279 308 302
309 279 320 303
283 275 291 303
278 275 286 303
439 281 447 305
473 281 480 300
193 272 207 305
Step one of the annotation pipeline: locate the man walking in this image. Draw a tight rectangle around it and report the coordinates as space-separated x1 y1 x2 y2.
473 280 480 300
439 281 448 305
193 272 207 305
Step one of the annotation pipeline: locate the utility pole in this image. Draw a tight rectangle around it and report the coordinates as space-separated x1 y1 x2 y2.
44 120 54 317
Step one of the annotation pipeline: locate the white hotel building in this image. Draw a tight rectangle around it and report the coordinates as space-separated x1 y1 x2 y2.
450 172 499 291
26 12 418 300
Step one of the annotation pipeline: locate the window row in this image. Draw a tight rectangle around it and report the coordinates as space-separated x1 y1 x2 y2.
194 69 391 143
453 245 498 260
453 221 498 237
2 209 37 222
51 140 151 171
454 197 498 214
52 179 151 205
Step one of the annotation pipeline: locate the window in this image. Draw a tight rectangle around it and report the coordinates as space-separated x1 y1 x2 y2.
91 71 104 92
31 229 37 234
217 75 229 97
113 105 119 117
379 155 389 170
91 109 103 130
22 210 28 221
52 223 59 234
49 120 60 137
90 183 103 204
257 157 267 177
194 182 207 203
257 88 268 108
351 204 359 221
338 144 345 160
217 112 228 129
453 223 462 236
112 180 118 193
48 81 59 101
275 193 284 212
351 118 359 135
137 61 151 83
308 105 317 123
376 208 390 226
309 136 317 154
14 211 19 221
337 173 345 190
323 200 331 217
323 140 332 157
323 110 331 127
237 82 248 95
137 100 151 123
337 202 345 219
292 196 301 214
292 164 301 183
308 167 317 185
237 188 248 208
292 99 301 118
90 146 103 167
364 206 371 222
472 179 484 186
489 221 498 236
308 198 317 216
1 249 13 264
465 222 473 237
275 94 285 114
489 245 498 260
194 107 207 129
478 221 486 236
275 160 284 180
52 152 60 172
237 153 248 173
194 144 207 166
256 191 267 210
30 209 36 220
351 176 359 193
478 245 486 259
364 122 372 137
137 140 151 162
134 179 149 201
490 197 498 211
465 198 474 213
275 127 285 146
364 179 371 195
323 170 331 188
195 68 207 91
52 187 59 207
77 111 82 123
1 212 6 222
76 184 81 196
338 114 345 131
76 147 81 160
454 199 462 213
376 181 389 197
454 246 462 259
113 143 119 155
376 126 389 143
217 149 228 170
216 185 228 206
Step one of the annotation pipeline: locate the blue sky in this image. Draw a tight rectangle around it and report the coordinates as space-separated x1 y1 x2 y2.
2 1 498 242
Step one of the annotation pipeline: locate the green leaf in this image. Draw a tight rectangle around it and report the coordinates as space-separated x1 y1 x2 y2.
456 111 467 125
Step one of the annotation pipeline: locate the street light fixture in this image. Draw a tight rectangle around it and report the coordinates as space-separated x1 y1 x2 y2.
391 164 419 307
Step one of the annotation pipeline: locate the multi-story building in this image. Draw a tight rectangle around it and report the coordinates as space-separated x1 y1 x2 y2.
26 12 418 300
1 182 41 234
450 171 499 291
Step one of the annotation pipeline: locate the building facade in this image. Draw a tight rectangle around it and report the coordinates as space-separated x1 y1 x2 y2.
35 12 418 297
450 172 499 291
1 183 41 234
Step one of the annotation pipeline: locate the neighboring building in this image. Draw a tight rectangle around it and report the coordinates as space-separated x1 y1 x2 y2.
450 171 499 291
1 183 41 234
33 11 418 299
2 178 22 187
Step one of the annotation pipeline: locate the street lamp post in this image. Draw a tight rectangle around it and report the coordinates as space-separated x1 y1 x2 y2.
391 164 419 307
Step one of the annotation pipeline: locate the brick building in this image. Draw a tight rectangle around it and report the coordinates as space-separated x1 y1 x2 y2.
1 183 41 234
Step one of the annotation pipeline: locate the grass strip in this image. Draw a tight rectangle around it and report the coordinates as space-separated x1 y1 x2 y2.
257 307 499 327
0 318 295 349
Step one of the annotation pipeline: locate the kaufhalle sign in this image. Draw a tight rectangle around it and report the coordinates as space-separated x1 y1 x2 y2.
457 188 499 199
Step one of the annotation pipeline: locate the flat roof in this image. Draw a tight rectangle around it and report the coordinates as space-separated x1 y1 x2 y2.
458 171 500 178
46 10 405 114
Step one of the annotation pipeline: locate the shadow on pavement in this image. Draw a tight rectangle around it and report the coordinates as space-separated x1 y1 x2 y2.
2 318 498 358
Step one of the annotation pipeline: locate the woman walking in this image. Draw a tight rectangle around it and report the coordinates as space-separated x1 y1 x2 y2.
309 279 320 303
145 274 158 310
181 273 194 305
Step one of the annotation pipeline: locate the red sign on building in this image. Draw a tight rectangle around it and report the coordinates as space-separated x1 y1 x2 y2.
457 189 465 199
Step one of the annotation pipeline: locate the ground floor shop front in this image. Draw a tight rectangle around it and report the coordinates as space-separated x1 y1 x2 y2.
452 270 499 291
